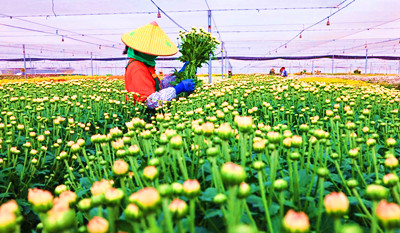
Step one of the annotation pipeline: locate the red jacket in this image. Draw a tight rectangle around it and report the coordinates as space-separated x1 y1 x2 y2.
125 59 160 102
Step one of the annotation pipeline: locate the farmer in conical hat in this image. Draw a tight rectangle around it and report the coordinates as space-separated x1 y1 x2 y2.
122 21 195 109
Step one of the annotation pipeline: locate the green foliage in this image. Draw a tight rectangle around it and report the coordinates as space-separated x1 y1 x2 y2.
0 75 399 232
172 28 220 95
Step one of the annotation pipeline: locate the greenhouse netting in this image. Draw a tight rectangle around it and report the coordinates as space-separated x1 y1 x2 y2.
1 0 400 75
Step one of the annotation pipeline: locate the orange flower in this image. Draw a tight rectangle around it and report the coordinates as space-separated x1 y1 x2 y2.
201 122 214 137
59 190 77 206
324 192 349 217
216 123 233 140
169 198 188 219
28 188 53 212
124 203 141 220
87 216 109 233
129 187 160 212
385 156 399 169
111 139 124 150
0 200 19 216
234 115 253 132
183 179 201 198
376 200 400 229
0 208 16 232
44 198 75 232
112 160 129 176
104 188 124 206
283 209 310 233
170 135 183 149
90 179 112 196
143 166 158 181
383 173 399 187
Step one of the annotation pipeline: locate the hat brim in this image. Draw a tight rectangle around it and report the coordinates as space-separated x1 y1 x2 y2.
122 22 178 56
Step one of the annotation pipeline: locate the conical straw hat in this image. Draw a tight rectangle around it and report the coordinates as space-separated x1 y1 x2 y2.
122 21 178 56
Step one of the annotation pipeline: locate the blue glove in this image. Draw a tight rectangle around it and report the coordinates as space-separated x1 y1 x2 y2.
178 61 189 73
174 79 195 95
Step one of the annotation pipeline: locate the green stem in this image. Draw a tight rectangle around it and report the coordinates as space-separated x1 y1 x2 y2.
128 157 143 189
333 160 352 195
107 206 116 233
189 198 196 233
243 200 256 227
334 218 342 233
351 188 372 219
133 222 141 233
371 148 380 182
371 201 378 233
162 198 174 233
258 170 274 233
353 159 367 187
175 149 189 180
269 149 278 203
222 140 231 162
392 188 400 204
239 132 247 167
293 161 301 209
147 213 158 231
316 177 325 232
178 220 184 233
227 186 238 232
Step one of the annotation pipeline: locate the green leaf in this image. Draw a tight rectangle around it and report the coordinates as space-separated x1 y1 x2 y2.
204 208 223 219
194 227 215 233
247 195 264 211
269 202 280 216
283 200 297 209
199 187 218 202
318 213 334 233
116 219 134 233
15 164 24 176
0 192 11 198
79 177 92 189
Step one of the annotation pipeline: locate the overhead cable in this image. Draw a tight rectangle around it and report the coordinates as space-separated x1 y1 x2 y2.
266 0 356 55
0 22 119 50
0 6 340 18
0 13 121 45
149 0 187 32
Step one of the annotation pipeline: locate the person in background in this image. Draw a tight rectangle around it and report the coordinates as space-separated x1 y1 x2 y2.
122 21 195 109
280 67 288 77
269 68 275 75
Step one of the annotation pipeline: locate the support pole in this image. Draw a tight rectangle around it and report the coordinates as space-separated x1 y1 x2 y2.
22 44 27 80
311 60 314 74
225 50 228 77
365 49 368 74
331 55 334 74
208 10 212 84
221 41 224 78
90 52 94 76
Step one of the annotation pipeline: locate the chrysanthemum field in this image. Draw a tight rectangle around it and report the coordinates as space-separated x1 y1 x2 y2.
0 75 399 233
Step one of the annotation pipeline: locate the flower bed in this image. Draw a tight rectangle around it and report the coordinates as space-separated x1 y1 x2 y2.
297 74 400 89
0 75 400 232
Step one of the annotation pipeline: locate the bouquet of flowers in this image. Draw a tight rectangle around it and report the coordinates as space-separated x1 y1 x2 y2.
172 28 220 94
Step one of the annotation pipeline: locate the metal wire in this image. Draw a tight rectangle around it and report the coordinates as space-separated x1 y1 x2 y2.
51 0 57 17
149 0 188 32
266 0 356 55
0 6 340 18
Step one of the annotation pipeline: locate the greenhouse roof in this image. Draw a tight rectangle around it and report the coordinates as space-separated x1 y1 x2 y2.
1 0 400 61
